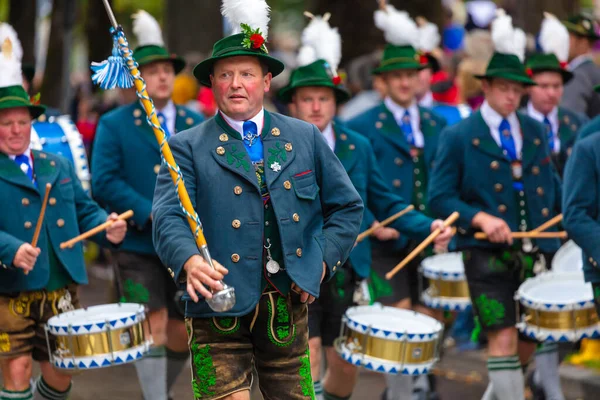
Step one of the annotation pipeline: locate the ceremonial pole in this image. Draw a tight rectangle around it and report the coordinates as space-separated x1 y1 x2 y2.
92 0 235 312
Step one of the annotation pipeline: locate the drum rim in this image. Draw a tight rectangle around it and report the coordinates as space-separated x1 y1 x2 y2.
516 271 592 309
421 252 465 279
51 342 151 370
47 303 145 330
345 304 443 336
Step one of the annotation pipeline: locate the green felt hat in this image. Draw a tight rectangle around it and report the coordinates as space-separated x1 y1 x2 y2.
563 14 600 40
525 53 573 83
372 44 426 74
475 52 536 86
133 45 186 74
278 60 350 104
0 85 45 118
193 33 285 88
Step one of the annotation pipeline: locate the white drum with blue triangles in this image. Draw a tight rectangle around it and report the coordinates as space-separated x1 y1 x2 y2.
45 303 151 370
30 115 91 195
516 271 599 342
336 304 443 375
420 252 471 311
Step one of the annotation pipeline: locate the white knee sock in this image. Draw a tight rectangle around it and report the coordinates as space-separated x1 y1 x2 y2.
487 356 524 400
135 346 167 400
385 373 413 400
534 344 565 400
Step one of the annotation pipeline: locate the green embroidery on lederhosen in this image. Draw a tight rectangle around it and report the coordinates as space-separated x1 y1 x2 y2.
120 279 150 304
335 269 347 299
487 251 513 273
299 347 315 399
0 332 10 352
267 142 287 167
225 144 251 172
368 268 393 303
210 317 240 335
266 293 296 346
474 294 505 327
190 343 216 399
594 286 600 304
519 253 535 280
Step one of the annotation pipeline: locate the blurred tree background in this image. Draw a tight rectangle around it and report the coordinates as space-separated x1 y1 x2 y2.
0 0 591 110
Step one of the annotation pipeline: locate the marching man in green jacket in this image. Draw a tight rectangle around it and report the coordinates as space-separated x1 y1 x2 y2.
152 2 363 399
429 11 562 400
91 11 204 400
279 14 453 400
0 28 127 400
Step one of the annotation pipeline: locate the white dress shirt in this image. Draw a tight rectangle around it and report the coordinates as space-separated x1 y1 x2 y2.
220 108 265 139
321 123 336 152
527 102 560 153
480 101 523 158
384 97 424 148
157 100 177 135
418 91 435 109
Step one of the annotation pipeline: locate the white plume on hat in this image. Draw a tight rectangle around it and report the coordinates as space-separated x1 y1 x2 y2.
0 22 24 88
374 5 419 48
132 10 165 47
539 12 569 63
491 9 526 62
417 18 441 53
297 12 342 72
222 0 271 39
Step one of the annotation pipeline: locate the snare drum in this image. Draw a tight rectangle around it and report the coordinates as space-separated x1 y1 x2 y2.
45 303 152 370
516 271 600 342
335 304 443 375
420 252 470 311
31 115 91 194
551 240 583 273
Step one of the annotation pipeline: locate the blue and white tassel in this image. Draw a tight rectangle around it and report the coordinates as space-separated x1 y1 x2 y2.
90 28 133 90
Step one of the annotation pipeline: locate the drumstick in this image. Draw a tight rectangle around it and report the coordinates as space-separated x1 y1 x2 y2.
26 183 52 275
355 205 414 243
385 212 459 280
531 214 563 233
474 231 568 240
59 210 133 249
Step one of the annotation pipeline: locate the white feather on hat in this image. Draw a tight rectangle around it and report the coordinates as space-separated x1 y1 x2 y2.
132 10 165 47
417 18 441 53
374 5 419 48
297 12 342 72
539 12 569 63
0 23 23 88
491 9 526 62
222 0 271 39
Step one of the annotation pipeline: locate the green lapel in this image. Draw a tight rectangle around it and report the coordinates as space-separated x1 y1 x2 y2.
333 123 358 174
518 113 543 171
419 107 439 148
261 112 297 186
0 152 37 191
131 103 161 152
375 103 411 156
557 108 577 149
32 151 60 191
471 111 505 159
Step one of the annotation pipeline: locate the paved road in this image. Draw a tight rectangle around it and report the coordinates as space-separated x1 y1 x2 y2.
1 264 590 399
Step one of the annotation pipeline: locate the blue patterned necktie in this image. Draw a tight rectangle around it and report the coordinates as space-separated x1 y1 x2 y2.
14 154 36 186
543 116 555 152
157 111 170 138
499 119 517 162
400 110 415 146
242 120 263 163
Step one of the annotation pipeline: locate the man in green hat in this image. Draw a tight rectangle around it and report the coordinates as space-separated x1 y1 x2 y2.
346 6 446 318
279 17 453 397
91 10 203 400
524 13 586 177
429 10 563 400
561 14 600 118
0 34 127 400
152 2 363 399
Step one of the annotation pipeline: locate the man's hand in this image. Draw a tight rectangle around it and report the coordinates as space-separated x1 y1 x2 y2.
291 262 327 305
106 213 127 244
431 220 454 253
13 243 40 272
184 255 229 302
371 221 400 241
472 212 513 244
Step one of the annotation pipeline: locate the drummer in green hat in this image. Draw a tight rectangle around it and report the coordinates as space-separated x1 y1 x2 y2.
561 13 600 118
429 9 563 400
524 12 586 178
152 1 363 399
0 25 127 400
279 13 452 400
